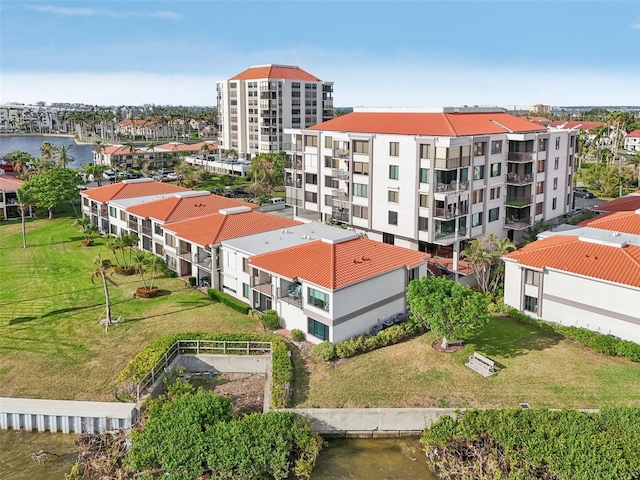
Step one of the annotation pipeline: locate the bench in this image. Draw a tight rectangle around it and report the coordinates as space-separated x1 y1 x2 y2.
465 352 496 377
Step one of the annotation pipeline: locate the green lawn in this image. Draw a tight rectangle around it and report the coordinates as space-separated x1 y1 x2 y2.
0 216 261 401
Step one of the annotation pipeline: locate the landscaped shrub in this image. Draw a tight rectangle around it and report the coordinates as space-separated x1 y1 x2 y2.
118 332 293 408
207 288 250 314
262 309 281 330
188 276 196 287
312 341 336 361
507 307 640 363
291 329 306 342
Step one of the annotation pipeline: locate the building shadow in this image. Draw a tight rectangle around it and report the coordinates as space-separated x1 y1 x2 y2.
9 303 104 325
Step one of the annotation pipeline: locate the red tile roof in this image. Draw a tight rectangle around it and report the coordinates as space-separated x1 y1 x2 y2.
549 121 606 131
164 211 301 246
504 235 640 288
126 193 256 223
0 175 24 192
250 237 429 290
82 180 189 203
231 65 321 81
308 112 546 137
593 192 640 213
626 129 640 138
155 141 217 152
578 210 640 235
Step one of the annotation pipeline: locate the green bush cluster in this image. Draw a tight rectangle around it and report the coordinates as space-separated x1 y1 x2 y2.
207 288 250 314
507 308 640 362
421 407 640 480
118 332 293 408
311 341 336 361
262 309 281 330
291 329 306 341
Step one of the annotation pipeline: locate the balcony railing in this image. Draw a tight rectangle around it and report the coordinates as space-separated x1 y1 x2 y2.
177 248 192 261
333 148 349 158
331 168 349 180
435 181 470 193
505 172 534 185
285 197 302 207
433 228 468 245
503 216 532 230
504 195 533 207
433 205 469 219
194 254 213 270
284 159 303 169
332 189 348 199
434 156 471 170
277 287 302 309
141 226 152 236
90 206 98 214
507 152 535 162
127 220 138 232
285 179 302 188
251 276 272 296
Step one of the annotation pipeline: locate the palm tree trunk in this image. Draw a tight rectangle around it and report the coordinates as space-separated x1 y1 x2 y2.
441 337 448 349
21 210 27 248
101 272 112 332
48 207 54 220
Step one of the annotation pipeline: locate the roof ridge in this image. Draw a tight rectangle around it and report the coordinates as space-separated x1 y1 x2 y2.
620 245 640 270
509 236 578 257
442 113 458 136
331 242 338 289
211 214 228 245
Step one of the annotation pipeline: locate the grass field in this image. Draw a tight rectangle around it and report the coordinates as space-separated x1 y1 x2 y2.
2 213 639 408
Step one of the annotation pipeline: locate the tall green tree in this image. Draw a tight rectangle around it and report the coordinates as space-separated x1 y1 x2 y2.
407 276 490 349
81 163 108 187
462 233 516 293
91 254 118 332
40 142 54 164
54 144 74 168
15 187 34 248
248 152 285 195
21 167 81 219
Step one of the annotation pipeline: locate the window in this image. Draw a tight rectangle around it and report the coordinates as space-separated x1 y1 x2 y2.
567 193 571 205
491 140 502 155
165 233 176 248
325 175 338 188
353 140 369 154
388 211 398 225
324 136 332 148
490 163 501 177
569 154 573 167
305 173 317 185
539 138 547 152
525 269 540 286
305 135 317 147
555 137 560 149
490 186 501 200
383 232 395 244
109 206 116 218
353 183 368 197
419 168 429 183
324 156 339 168
472 189 484 204
154 223 163 236
352 205 368 218
307 318 329 341
353 162 369 175
419 144 430 159
472 212 483 227
389 142 399 156
473 165 484 180
418 216 429 231
570 136 574 147
524 295 538 313
489 207 499 222
536 202 543 215
553 178 558 190
243 257 250 273
474 142 486 157
155 243 164 256
83 197 89 207
242 283 249 299
536 181 544 194
120 210 126 221
419 194 429 208
554 157 559 170
389 165 399 180
388 190 399 203
552 197 557 210
537 160 545 173
304 191 318 203
308 287 329 311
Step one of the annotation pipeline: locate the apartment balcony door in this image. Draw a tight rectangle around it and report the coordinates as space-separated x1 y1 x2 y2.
253 291 272 312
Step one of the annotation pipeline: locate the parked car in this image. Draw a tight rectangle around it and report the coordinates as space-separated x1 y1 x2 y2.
103 170 116 180
0 162 14 172
574 188 594 198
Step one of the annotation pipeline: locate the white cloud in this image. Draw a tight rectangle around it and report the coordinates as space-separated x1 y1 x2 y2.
26 5 185 21
631 21 640 30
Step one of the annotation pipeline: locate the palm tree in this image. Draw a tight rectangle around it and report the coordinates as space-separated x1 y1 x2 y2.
75 217 99 246
40 142 54 164
91 255 118 332
82 163 108 187
626 154 640 188
16 187 34 249
54 144 74 168
124 140 137 172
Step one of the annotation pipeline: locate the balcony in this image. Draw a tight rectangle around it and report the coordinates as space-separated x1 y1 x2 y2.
141 225 152 237
435 181 470 194
251 275 272 296
127 220 138 232
433 205 469 219
333 148 349 159
332 189 348 199
277 286 302 309
504 195 533 207
194 254 213 270
100 209 108 218
507 152 535 162
177 247 192 261
284 158 302 169
285 178 302 188
504 216 532 230
433 228 468 245
505 172 534 185
434 156 471 170
331 168 349 180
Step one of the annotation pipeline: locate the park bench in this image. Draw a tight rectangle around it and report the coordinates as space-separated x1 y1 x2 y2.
465 352 496 377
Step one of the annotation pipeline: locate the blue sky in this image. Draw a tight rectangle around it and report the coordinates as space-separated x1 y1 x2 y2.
1 0 639 107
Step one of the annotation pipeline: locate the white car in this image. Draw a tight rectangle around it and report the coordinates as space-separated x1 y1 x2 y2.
103 170 116 180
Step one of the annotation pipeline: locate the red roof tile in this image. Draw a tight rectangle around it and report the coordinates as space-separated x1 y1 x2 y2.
164 211 301 246
593 193 640 213
126 193 256 223
578 210 640 235
504 236 640 288
550 121 606 131
0 175 24 192
626 129 640 138
82 180 189 203
308 112 545 137
231 65 321 81
250 237 429 290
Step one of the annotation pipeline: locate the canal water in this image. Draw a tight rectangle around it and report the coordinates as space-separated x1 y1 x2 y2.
0 135 95 168
0 431 437 479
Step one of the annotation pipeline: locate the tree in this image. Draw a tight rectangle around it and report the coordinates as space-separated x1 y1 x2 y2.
75 217 99 246
81 163 108 187
54 144 74 168
21 167 81 219
407 276 490 349
462 233 515 293
91 254 118 332
15 187 34 248
108 233 139 274
40 142 54 164
9 151 35 178
173 160 201 187
248 152 285 195
133 252 165 295
580 162 625 197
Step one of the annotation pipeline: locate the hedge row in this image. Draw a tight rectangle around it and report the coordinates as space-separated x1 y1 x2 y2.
507 307 640 362
312 319 429 361
118 332 293 408
207 288 250 314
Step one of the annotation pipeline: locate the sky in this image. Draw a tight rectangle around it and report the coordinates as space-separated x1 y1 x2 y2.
1 0 639 108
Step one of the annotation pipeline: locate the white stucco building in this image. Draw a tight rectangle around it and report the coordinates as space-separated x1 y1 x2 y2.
624 129 640 152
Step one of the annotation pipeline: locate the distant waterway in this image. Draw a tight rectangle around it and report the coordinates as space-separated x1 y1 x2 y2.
0 135 95 168
0 431 438 479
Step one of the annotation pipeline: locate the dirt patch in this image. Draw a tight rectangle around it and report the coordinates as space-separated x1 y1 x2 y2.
181 372 265 416
431 338 465 353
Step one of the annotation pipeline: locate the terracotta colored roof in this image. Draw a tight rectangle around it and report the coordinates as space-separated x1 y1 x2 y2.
578 210 640 235
549 121 606 131
593 193 640 213
0 175 24 191
117 117 163 127
154 141 217 153
250 237 429 290
126 193 256 222
231 65 321 81
526 116 551 125
308 112 545 137
82 180 189 203
626 129 640 138
504 235 640 288
165 211 301 246
99 145 146 155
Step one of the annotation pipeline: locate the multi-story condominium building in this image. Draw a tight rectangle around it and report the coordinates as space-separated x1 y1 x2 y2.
284 107 577 276
0 175 30 220
216 64 333 159
93 141 218 168
624 129 640 152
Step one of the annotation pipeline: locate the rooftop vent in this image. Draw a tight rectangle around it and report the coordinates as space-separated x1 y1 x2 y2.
175 190 210 198
220 206 252 215
122 178 154 184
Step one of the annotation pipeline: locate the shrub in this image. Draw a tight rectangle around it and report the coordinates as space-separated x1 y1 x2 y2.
207 288 250 314
188 276 196 287
335 339 357 359
312 341 336 361
291 329 306 342
262 309 281 330
135 287 159 298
